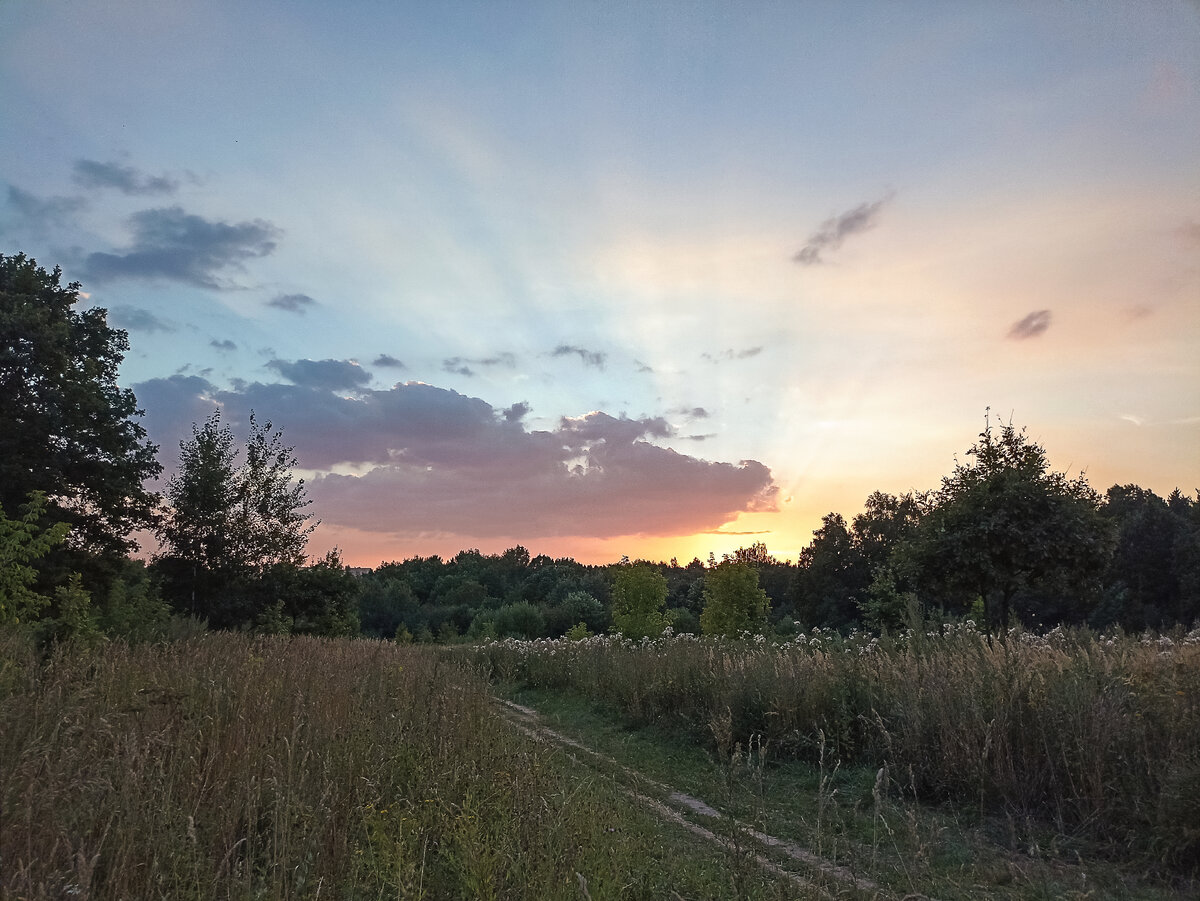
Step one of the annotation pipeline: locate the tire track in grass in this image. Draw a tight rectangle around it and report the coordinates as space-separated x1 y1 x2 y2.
495 699 895 900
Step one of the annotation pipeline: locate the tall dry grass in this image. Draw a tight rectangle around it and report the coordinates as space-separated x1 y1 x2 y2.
473 624 1200 870
0 630 794 899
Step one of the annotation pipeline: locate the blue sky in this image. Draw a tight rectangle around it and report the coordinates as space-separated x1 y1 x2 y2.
3 0 1198 565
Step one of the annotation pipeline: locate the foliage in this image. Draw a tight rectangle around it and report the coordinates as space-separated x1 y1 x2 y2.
0 253 161 583
0 493 70 625
95 559 172 642
611 563 669 639
1096 485 1200 630
794 513 868 630
37 573 101 644
251 550 362 637
903 414 1112 630
492 600 545 639
155 411 316 627
700 561 770 636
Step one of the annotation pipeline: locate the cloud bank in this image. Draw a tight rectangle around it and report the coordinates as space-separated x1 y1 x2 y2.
133 374 779 540
266 358 371 391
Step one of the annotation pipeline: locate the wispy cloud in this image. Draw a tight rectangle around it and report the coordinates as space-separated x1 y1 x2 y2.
794 193 893 265
82 206 280 289
266 358 371 391
5 185 86 228
703 347 762 363
443 353 517 377
552 344 607 369
210 339 237 352
1007 309 1052 340
72 159 179 195
267 293 317 313
108 305 174 333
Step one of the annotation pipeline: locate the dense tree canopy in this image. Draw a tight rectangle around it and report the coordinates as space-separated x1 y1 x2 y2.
700 561 770 636
0 253 160 583
610 563 669 639
902 415 1112 630
155 411 316 627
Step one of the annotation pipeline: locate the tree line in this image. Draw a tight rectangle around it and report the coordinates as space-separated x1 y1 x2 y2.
3 252 1198 643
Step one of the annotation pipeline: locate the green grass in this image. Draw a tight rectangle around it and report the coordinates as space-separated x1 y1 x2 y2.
0 630 805 900
505 684 1194 900
470 624 1200 891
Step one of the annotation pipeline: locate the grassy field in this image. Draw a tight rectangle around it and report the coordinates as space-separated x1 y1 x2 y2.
3 625 1197 899
471 623 1200 884
0 631 800 900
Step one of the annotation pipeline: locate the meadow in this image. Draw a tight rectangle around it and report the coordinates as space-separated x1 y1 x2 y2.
472 623 1200 876
3 624 1198 900
0 631 798 900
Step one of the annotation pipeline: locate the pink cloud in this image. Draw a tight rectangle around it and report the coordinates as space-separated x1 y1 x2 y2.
134 375 779 541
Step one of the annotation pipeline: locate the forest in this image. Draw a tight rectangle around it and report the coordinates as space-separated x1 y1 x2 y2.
2 251 1198 645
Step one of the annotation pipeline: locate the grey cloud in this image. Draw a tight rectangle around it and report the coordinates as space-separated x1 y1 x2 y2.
443 353 517 377
72 159 178 195
132 377 779 539
82 206 280 289
130 374 223 468
794 193 893 265
267 293 317 313
6 185 86 226
503 402 531 422
559 411 673 444
1007 310 1051 340
703 347 762 363
372 354 406 368
109 305 174 333
211 339 237 352
553 345 607 369
635 360 654 373
267 358 372 391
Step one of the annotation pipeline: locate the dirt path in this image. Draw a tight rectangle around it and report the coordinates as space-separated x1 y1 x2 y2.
495 699 898 900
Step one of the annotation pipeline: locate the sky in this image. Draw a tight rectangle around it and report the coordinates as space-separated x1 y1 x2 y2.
2 0 1198 567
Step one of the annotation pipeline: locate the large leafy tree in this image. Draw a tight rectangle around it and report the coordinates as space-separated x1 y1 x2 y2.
1095 485 1199 629
794 513 869 630
906 414 1111 630
0 253 161 584
610 563 669 639
156 411 316 626
700 561 770 637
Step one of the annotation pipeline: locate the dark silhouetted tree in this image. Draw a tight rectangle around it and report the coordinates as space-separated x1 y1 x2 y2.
156 411 315 626
905 413 1111 631
0 253 160 590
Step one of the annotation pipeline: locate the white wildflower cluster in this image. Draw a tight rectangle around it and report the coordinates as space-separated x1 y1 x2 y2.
473 621 1199 665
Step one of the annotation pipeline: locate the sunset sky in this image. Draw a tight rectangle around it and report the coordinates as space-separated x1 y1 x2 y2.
3 0 1198 566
